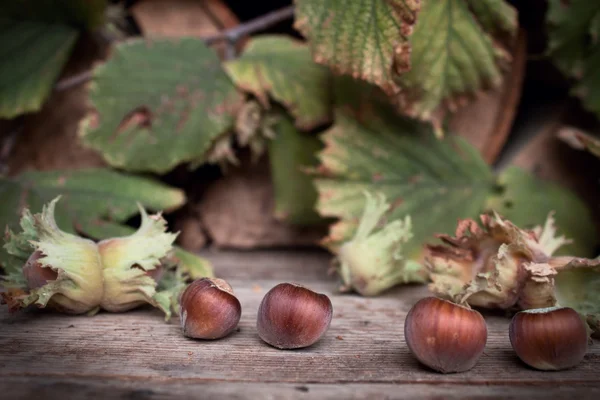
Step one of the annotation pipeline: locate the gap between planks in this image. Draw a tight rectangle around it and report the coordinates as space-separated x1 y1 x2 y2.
2 377 600 400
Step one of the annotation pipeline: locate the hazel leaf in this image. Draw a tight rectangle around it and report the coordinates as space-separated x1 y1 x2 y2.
485 166 597 257
395 0 517 125
268 112 323 225
79 37 244 173
547 0 600 117
0 1 108 118
294 0 420 95
225 35 332 130
313 89 496 259
0 19 77 118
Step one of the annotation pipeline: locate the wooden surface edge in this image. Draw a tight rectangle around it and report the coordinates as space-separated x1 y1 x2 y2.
3 377 600 400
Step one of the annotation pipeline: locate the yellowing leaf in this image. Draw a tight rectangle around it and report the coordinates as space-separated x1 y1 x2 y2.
79 38 244 173
395 0 517 125
314 96 496 258
294 0 420 95
225 35 332 130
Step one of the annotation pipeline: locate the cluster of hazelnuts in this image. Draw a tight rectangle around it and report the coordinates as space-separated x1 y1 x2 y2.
405 297 589 373
179 278 333 349
180 278 588 372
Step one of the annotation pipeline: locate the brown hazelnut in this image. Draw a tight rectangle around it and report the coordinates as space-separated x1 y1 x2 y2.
509 306 588 371
257 283 333 349
404 297 488 373
179 278 241 340
23 251 58 289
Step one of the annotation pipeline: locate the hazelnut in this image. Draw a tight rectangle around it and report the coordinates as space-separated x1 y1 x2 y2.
404 297 487 373
509 306 588 371
23 251 58 289
257 283 333 349
180 278 241 340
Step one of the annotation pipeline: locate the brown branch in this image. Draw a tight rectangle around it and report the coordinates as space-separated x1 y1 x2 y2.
54 5 296 91
54 71 94 92
203 5 295 44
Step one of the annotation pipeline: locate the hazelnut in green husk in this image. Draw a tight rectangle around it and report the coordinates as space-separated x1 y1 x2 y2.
335 192 427 296
427 212 600 336
1 197 204 320
98 205 178 315
1 197 104 314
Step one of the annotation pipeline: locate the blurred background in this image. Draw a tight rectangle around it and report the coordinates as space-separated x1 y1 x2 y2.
1 0 599 263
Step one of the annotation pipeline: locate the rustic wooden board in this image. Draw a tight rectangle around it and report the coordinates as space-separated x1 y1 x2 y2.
1 250 600 399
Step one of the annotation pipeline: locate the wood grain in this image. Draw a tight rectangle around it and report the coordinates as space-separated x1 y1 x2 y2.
199 157 326 249
130 0 242 59
4 377 599 400
1 250 599 399
131 0 238 37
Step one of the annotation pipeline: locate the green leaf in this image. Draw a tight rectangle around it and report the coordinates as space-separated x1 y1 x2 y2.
547 0 600 116
553 258 600 336
0 19 77 118
294 0 420 94
268 112 323 225
0 168 185 245
0 0 108 29
485 167 598 257
225 35 332 130
313 102 496 259
79 38 244 173
464 0 518 36
395 0 517 125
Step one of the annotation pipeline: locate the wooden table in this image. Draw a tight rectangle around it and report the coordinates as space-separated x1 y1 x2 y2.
2 250 599 399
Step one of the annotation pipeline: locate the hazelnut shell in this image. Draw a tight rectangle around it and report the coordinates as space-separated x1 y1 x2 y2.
180 278 241 340
23 251 58 289
257 283 333 349
404 297 488 373
509 306 588 371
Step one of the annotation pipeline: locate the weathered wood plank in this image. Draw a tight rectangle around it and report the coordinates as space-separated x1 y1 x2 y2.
1 250 599 398
3 377 600 400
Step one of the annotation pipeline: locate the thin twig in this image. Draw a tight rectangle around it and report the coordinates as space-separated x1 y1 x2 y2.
203 5 295 44
54 71 94 92
53 5 296 92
